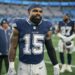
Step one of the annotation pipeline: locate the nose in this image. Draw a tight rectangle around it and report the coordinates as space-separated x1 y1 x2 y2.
36 12 42 16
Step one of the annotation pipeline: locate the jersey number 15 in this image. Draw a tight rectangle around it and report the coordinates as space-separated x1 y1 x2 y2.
23 34 44 55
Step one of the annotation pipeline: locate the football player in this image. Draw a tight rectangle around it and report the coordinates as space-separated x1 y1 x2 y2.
57 14 75 73
8 5 59 75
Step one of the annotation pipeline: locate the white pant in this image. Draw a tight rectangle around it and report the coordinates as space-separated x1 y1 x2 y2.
17 60 47 75
58 39 74 53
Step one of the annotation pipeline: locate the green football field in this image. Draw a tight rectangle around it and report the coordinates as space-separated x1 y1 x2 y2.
1 35 75 75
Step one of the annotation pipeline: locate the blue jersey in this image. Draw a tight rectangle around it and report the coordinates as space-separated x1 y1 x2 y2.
13 19 52 64
0 27 7 55
58 20 75 37
0 27 12 55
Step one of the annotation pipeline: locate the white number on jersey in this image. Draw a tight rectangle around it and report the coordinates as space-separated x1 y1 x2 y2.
61 26 72 36
23 34 45 55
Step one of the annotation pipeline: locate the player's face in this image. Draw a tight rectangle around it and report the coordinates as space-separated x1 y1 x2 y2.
63 15 69 22
29 8 43 25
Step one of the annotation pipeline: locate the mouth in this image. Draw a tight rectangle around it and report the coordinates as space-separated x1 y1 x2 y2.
36 16 40 19
36 15 41 19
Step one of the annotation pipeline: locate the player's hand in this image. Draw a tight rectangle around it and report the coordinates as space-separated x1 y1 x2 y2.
8 62 16 75
61 37 71 43
57 33 68 42
8 68 16 75
53 64 60 75
68 34 75 41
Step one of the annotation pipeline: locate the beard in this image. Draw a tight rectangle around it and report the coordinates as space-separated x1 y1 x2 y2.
30 15 42 26
64 19 68 23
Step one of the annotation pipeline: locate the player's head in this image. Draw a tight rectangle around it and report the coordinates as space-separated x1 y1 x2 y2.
28 4 43 25
63 13 70 22
0 19 9 29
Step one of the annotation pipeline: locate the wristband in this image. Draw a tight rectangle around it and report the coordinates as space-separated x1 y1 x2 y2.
9 62 14 68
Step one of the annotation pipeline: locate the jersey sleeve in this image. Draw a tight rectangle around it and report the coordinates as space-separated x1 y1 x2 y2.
11 19 20 31
47 21 53 32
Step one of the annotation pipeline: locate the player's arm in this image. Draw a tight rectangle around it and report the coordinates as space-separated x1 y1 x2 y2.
8 28 19 75
68 23 75 40
9 28 19 62
45 31 58 65
45 31 59 75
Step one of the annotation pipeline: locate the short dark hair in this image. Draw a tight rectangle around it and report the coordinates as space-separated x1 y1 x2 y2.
28 4 42 11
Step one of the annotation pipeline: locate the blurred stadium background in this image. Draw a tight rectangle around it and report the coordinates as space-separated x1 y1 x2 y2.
0 0 75 75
